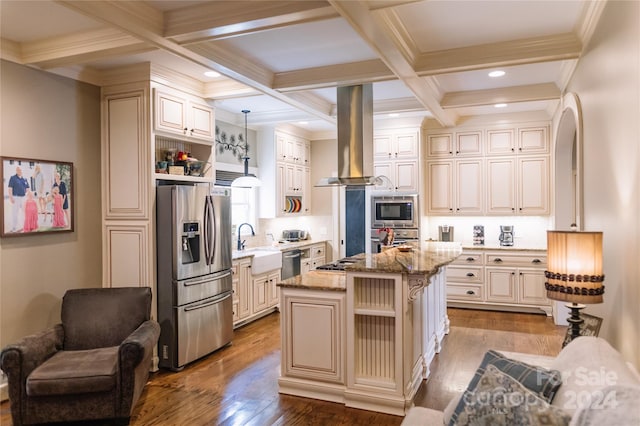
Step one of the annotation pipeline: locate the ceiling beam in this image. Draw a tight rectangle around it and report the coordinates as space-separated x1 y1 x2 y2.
329 0 456 127
415 33 582 76
19 28 152 69
273 59 394 91
56 0 337 125
165 1 337 44
441 83 561 109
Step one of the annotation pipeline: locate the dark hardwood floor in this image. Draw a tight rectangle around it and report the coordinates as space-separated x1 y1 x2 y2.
0 308 566 425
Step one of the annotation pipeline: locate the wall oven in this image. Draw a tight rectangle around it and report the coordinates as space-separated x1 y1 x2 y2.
371 194 418 229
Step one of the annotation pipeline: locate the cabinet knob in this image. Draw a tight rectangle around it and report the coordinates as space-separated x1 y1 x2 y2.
449 208 453 211
512 208 515 211
511 272 515 275
466 257 475 262
532 259 541 264
466 272 475 277
456 151 459 154
519 207 523 211
494 258 503 263
466 290 475 295
449 151 453 154
511 148 515 152
519 147 522 151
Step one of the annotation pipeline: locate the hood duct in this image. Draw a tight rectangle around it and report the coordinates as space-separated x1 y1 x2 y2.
316 84 382 186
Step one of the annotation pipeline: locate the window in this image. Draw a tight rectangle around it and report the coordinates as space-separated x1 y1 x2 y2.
231 187 257 235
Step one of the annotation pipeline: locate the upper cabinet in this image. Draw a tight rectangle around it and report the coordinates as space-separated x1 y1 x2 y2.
373 128 420 192
259 129 311 218
426 121 551 216
427 131 482 157
486 125 549 155
154 88 214 142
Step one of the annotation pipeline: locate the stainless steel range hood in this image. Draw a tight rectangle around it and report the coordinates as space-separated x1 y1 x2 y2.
316 84 382 186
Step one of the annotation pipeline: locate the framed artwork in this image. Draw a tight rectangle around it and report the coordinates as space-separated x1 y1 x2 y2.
1 156 74 237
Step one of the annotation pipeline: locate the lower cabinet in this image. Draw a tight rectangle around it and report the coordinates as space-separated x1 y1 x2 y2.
279 288 346 384
301 242 327 273
233 258 280 327
447 249 551 315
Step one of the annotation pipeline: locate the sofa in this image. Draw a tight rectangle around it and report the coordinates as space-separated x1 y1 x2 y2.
402 336 640 425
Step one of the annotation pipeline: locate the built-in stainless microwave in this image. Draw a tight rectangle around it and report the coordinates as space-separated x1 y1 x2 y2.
371 194 419 229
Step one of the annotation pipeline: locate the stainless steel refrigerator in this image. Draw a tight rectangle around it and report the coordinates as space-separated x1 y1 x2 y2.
156 185 233 370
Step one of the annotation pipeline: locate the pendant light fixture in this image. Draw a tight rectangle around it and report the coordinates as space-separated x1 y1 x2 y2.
231 109 261 188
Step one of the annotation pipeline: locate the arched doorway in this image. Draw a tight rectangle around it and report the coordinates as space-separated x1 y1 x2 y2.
555 93 584 230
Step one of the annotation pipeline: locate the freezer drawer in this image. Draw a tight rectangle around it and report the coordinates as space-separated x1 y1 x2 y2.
177 290 233 368
175 270 232 306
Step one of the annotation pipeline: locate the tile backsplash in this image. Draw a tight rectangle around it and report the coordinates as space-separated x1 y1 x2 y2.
423 216 553 248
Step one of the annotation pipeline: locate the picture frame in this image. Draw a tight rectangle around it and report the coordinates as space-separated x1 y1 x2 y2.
1 156 74 237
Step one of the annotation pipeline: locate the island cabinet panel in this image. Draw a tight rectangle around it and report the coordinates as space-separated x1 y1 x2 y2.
279 289 346 387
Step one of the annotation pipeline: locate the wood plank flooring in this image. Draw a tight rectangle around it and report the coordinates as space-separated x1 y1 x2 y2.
0 308 566 425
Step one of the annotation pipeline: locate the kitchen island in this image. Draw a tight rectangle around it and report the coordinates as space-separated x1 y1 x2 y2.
277 244 461 416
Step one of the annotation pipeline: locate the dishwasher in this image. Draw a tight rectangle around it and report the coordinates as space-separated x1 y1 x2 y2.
281 249 302 279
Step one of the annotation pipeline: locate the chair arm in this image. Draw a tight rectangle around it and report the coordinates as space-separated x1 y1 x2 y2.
0 324 64 379
0 324 64 410
119 320 161 370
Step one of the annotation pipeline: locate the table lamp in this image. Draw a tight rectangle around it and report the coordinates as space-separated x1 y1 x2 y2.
545 230 604 345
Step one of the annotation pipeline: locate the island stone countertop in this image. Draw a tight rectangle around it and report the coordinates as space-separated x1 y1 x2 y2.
278 243 462 291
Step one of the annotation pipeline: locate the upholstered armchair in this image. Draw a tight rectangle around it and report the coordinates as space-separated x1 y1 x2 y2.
1 287 161 426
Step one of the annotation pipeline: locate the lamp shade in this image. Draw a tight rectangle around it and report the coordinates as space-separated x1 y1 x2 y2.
545 231 604 304
231 174 261 188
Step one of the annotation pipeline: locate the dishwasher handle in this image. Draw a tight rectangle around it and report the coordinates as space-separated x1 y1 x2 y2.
283 250 302 259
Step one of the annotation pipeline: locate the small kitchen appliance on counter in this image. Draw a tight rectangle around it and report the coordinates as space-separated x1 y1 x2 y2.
438 225 454 242
282 229 308 242
499 225 515 246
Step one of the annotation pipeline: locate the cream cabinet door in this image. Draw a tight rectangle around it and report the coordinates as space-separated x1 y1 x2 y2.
268 271 280 307
486 158 516 214
373 161 394 190
427 133 453 157
235 258 252 321
155 90 187 135
186 100 214 140
455 159 483 214
486 129 516 155
518 126 549 154
394 160 418 192
455 131 483 156
394 130 419 158
518 156 549 214
302 166 311 214
518 269 548 305
374 133 394 159
427 161 454 214
252 273 269 313
486 268 517 302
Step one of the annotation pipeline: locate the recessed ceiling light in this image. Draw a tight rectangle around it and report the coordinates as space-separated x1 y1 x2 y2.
488 70 506 78
494 103 508 108
388 113 399 117
204 71 220 78
298 121 308 125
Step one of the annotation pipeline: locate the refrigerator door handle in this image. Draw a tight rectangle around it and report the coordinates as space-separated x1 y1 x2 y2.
182 270 232 287
209 196 216 266
203 197 212 265
183 291 232 312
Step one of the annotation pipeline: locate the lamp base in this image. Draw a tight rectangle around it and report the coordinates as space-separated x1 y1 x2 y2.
563 302 586 347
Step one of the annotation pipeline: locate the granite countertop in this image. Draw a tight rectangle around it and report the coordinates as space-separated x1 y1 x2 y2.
278 244 462 291
232 238 329 260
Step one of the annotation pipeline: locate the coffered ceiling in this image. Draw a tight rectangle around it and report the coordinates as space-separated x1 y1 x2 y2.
0 0 606 135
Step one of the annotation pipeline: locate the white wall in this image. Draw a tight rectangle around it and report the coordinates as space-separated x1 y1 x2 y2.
0 60 102 347
562 0 640 366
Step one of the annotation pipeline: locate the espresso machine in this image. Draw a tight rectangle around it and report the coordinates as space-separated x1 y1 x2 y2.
499 225 514 246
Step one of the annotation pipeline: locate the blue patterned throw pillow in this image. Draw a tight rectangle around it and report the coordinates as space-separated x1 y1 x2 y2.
455 364 571 426
449 350 563 425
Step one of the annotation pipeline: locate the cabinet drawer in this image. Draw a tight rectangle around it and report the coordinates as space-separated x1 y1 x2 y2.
311 244 325 259
446 266 483 283
447 284 483 301
452 253 483 265
486 253 546 267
